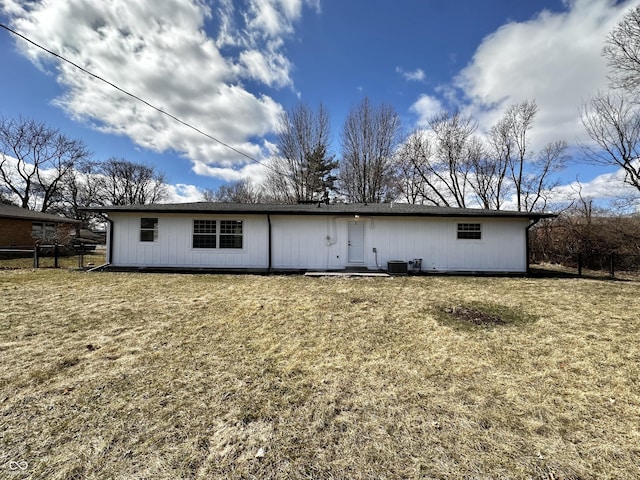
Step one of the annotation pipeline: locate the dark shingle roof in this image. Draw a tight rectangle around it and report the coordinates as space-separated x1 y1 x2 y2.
0 204 81 223
84 202 555 219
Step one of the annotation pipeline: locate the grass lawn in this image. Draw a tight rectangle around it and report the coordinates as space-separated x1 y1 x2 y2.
0 270 638 479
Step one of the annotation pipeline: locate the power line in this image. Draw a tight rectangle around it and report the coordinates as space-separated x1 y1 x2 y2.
0 22 272 171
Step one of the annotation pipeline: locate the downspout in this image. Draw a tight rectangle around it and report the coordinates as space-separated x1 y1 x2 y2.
267 214 272 273
100 214 114 266
525 218 540 275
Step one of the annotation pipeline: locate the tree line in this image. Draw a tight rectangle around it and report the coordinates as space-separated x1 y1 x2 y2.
204 96 569 212
0 115 167 221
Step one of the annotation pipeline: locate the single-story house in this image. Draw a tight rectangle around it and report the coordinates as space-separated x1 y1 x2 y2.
88 202 554 274
0 204 81 247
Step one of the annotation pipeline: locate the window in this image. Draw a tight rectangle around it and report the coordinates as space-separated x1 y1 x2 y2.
32 222 56 241
457 223 481 240
193 220 216 248
220 220 243 249
192 220 243 249
140 218 158 242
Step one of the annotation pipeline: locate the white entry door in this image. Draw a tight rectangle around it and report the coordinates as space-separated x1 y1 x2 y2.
347 221 365 263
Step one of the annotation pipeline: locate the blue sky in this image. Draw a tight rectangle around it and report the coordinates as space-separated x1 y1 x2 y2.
0 0 638 206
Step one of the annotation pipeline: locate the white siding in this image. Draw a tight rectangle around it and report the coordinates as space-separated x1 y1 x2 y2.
107 212 530 272
108 213 269 268
269 215 529 273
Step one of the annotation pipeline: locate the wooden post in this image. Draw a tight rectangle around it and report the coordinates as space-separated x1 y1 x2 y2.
78 243 84 269
577 253 582 277
33 244 39 268
610 253 615 279
54 243 59 268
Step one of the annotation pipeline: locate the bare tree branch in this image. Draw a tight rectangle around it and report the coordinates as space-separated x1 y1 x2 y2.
0 116 90 212
339 98 401 203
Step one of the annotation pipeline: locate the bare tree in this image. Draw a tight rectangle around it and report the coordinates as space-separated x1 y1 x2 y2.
473 118 513 210
0 116 90 212
487 100 566 212
603 4 640 94
393 131 430 204
501 100 538 211
522 140 569 212
92 158 167 206
58 159 101 222
339 98 401 203
394 112 482 208
202 179 263 203
581 91 640 193
428 111 480 208
264 103 336 203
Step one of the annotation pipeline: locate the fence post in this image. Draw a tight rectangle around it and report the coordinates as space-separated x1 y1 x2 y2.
577 253 582 277
54 243 59 268
610 253 615 279
78 243 84 269
33 244 39 268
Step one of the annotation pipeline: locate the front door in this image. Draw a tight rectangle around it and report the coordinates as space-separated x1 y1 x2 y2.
347 221 365 264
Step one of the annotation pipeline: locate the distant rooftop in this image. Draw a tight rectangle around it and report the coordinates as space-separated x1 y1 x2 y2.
0 204 81 223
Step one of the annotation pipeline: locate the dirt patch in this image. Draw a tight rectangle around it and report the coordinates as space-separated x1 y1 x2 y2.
444 305 507 326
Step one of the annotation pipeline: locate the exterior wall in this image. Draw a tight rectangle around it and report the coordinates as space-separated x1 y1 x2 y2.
108 213 269 268
270 215 529 273
0 218 33 246
0 218 75 246
108 212 530 273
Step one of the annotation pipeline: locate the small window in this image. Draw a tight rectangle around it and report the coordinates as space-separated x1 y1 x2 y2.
219 220 243 249
193 220 217 249
140 218 158 242
457 223 481 240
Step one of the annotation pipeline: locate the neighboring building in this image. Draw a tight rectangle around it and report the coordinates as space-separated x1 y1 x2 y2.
0 204 81 247
89 202 554 274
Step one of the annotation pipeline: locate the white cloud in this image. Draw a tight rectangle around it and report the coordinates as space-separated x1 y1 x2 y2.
396 67 425 82
192 159 269 184
1 0 317 178
452 0 636 147
409 95 443 127
165 183 205 203
237 48 293 88
552 167 640 209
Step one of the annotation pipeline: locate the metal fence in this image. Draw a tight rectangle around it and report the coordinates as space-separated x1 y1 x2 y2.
532 251 640 278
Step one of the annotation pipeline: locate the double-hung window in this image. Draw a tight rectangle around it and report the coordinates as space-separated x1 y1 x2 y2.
193 220 217 248
193 220 243 249
219 220 243 248
140 218 158 242
457 223 481 240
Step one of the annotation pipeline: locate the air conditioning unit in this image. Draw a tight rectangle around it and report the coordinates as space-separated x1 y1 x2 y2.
387 261 408 275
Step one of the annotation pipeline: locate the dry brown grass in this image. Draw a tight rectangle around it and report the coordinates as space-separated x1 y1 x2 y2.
0 271 639 479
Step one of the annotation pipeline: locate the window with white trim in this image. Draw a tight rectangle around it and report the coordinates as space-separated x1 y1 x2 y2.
220 220 243 248
140 218 158 242
192 219 243 249
193 220 216 248
457 223 481 240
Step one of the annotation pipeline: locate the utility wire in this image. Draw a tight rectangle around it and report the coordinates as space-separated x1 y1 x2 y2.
0 22 273 171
